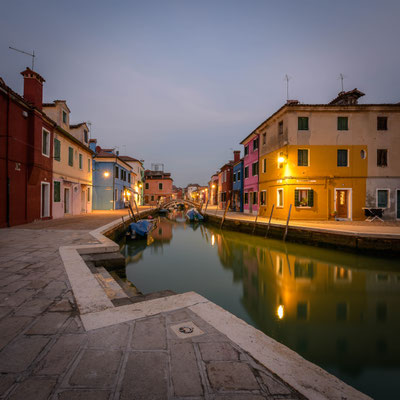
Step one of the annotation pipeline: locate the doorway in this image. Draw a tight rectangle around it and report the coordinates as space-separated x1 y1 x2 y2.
397 190 400 219
249 192 253 213
64 188 70 214
335 189 351 219
41 182 50 218
81 189 86 213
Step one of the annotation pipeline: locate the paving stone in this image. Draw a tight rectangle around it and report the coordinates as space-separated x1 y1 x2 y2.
206 361 260 391
25 279 49 290
199 342 239 361
214 395 267 400
170 341 203 397
0 306 12 320
8 377 56 400
35 334 85 375
0 316 33 351
0 280 30 293
165 309 192 323
63 317 85 334
0 336 50 373
39 281 67 299
69 349 122 388
26 312 70 335
121 351 168 400
1 288 35 307
48 299 73 312
0 373 16 396
131 316 166 350
57 390 111 400
14 297 53 316
87 323 130 349
260 372 293 395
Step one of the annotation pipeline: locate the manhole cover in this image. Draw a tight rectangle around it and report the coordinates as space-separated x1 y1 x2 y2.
179 326 194 334
170 321 204 338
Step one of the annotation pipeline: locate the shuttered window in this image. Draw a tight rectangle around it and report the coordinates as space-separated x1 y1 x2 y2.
337 149 348 167
252 162 259 176
377 149 387 167
79 154 83 169
260 191 266 206
377 117 387 131
298 149 309 166
54 181 61 202
54 139 61 161
294 189 314 207
298 117 309 130
377 190 389 208
68 147 73 166
337 117 348 130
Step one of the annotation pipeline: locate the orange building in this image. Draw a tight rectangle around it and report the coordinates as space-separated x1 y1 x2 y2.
144 169 173 205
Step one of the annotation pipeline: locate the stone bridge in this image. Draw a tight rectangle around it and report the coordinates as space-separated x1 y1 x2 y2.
160 199 202 210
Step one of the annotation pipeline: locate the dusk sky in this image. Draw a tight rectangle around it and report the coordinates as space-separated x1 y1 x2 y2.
1 0 399 187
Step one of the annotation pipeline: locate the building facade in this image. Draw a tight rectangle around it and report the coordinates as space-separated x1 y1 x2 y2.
210 174 219 206
119 156 144 205
144 170 173 206
0 69 54 227
240 133 259 214
233 158 244 212
257 90 400 220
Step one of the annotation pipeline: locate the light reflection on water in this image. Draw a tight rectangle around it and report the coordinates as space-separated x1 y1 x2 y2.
120 211 400 400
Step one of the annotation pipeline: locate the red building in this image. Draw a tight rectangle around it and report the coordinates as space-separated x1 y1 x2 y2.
218 151 240 209
144 170 173 205
0 69 54 227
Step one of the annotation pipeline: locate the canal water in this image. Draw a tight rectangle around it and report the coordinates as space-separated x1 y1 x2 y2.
119 211 400 399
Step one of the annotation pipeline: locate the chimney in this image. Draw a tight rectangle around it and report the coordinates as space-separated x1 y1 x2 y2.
89 139 97 152
233 150 241 163
20 68 45 110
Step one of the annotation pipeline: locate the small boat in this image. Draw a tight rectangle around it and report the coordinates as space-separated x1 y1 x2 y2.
127 219 156 239
186 208 204 222
158 208 169 216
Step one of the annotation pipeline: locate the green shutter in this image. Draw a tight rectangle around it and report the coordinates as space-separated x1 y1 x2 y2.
54 181 61 202
338 117 348 130
298 117 308 130
294 189 300 206
68 147 73 166
308 189 314 207
79 154 82 169
54 139 61 161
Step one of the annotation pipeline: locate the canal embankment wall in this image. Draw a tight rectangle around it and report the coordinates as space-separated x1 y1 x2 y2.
204 213 400 255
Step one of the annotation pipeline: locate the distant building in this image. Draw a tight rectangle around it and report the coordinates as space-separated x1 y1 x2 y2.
119 156 145 205
172 186 183 200
209 174 219 206
185 184 201 200
144 169 173 205
90 142 134 210
233 155 244 212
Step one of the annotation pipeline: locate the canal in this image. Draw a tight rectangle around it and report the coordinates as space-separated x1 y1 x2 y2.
119 211 400 400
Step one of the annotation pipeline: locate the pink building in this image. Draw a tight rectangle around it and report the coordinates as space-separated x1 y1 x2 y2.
240 132 259 214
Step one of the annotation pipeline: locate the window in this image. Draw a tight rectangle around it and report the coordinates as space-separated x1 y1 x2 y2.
145 183 149 190
244 192 249 204
377 116 388 131
233 173 236 183
260 190 266 206
42 129 50 157
237 171 241 181
88 159 91 172
337 149 348 167
244 166 249 179
115 189 118 201
128 174 130 183
53 138 61 161
244 146 249 156
377 149 387 167
68 147 73 166
115 166 119 178
297 149 309 166
252 191 258 205
360 150 366 159
62 110 67 124
377 189 389 208
87 187 91 202
54 181 61 202
252 161 259 176
278 121 283 135
295 189 314 207
277 188 284 207
79 154 83 169
298 117 309 130
262 133 266 145
159 183 163 190
337 117 348 130
253 138 259 150
151 195 154 201
84 129 88 142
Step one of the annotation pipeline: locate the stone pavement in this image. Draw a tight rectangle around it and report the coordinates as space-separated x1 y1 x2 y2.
0 212 305 400
205 206 400 236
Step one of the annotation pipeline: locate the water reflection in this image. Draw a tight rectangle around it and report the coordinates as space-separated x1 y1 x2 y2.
121 215 400 399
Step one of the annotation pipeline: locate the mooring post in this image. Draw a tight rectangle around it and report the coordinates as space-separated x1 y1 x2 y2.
252 209 260 234
204 200 209 214
129 203 137 222
220 200 231 229
265 204 275 238
134 199 140 217
283 204 292 241
121 216 126 228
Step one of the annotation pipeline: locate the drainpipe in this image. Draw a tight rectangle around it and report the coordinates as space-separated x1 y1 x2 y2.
6 90 10 227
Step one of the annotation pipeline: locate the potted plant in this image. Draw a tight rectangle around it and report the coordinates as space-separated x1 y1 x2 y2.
330 210 337 219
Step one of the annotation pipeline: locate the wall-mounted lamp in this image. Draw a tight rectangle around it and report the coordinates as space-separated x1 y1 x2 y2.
278 152 287 168
104 171 110 177
212 184 216 189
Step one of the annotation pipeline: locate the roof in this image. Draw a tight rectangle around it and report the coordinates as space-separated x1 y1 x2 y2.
119 156 143 164
42 100 71 113
70 122 88 129
329 88 365 105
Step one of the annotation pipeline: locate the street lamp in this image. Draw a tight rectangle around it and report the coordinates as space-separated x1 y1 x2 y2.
104 171 110 177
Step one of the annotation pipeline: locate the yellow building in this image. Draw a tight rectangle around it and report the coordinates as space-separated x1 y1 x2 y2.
257 90 400 220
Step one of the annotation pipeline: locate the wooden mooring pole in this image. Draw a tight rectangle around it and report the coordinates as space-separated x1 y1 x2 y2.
134 199 140 216
265 204 275 238
129 203 137 222
283 204 292 242
204 200 209 214
220 200 231 229
252 209 260 234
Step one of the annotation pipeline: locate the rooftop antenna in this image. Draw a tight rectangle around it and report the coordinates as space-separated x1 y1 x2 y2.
338 73 346 92
9 46 36 70
284 74 291 101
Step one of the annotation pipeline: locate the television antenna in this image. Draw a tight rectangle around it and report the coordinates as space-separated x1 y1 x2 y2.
9 46 36 70
338 73 346 92
284 74 291 100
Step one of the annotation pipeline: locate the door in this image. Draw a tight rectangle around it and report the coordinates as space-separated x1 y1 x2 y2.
336 190 348 218
41 183 50 218
81 190 86 213
64 188 70 214
397 190 400 219
249 192 253 213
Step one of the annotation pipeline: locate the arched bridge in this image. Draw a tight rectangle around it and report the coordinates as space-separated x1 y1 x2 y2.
160 199 202 210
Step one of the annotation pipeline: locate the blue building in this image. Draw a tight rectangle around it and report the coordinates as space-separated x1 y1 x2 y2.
232 158 244 212
90 140 134 210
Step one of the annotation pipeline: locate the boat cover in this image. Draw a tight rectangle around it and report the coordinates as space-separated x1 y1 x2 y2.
186 208 204 221
128 220 154 237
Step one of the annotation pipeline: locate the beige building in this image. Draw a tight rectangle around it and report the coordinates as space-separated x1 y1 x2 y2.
43 101 93 218
258 90 400 220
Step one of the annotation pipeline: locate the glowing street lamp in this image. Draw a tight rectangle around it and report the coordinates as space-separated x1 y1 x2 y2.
103 171 110 178
277 305 284 319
